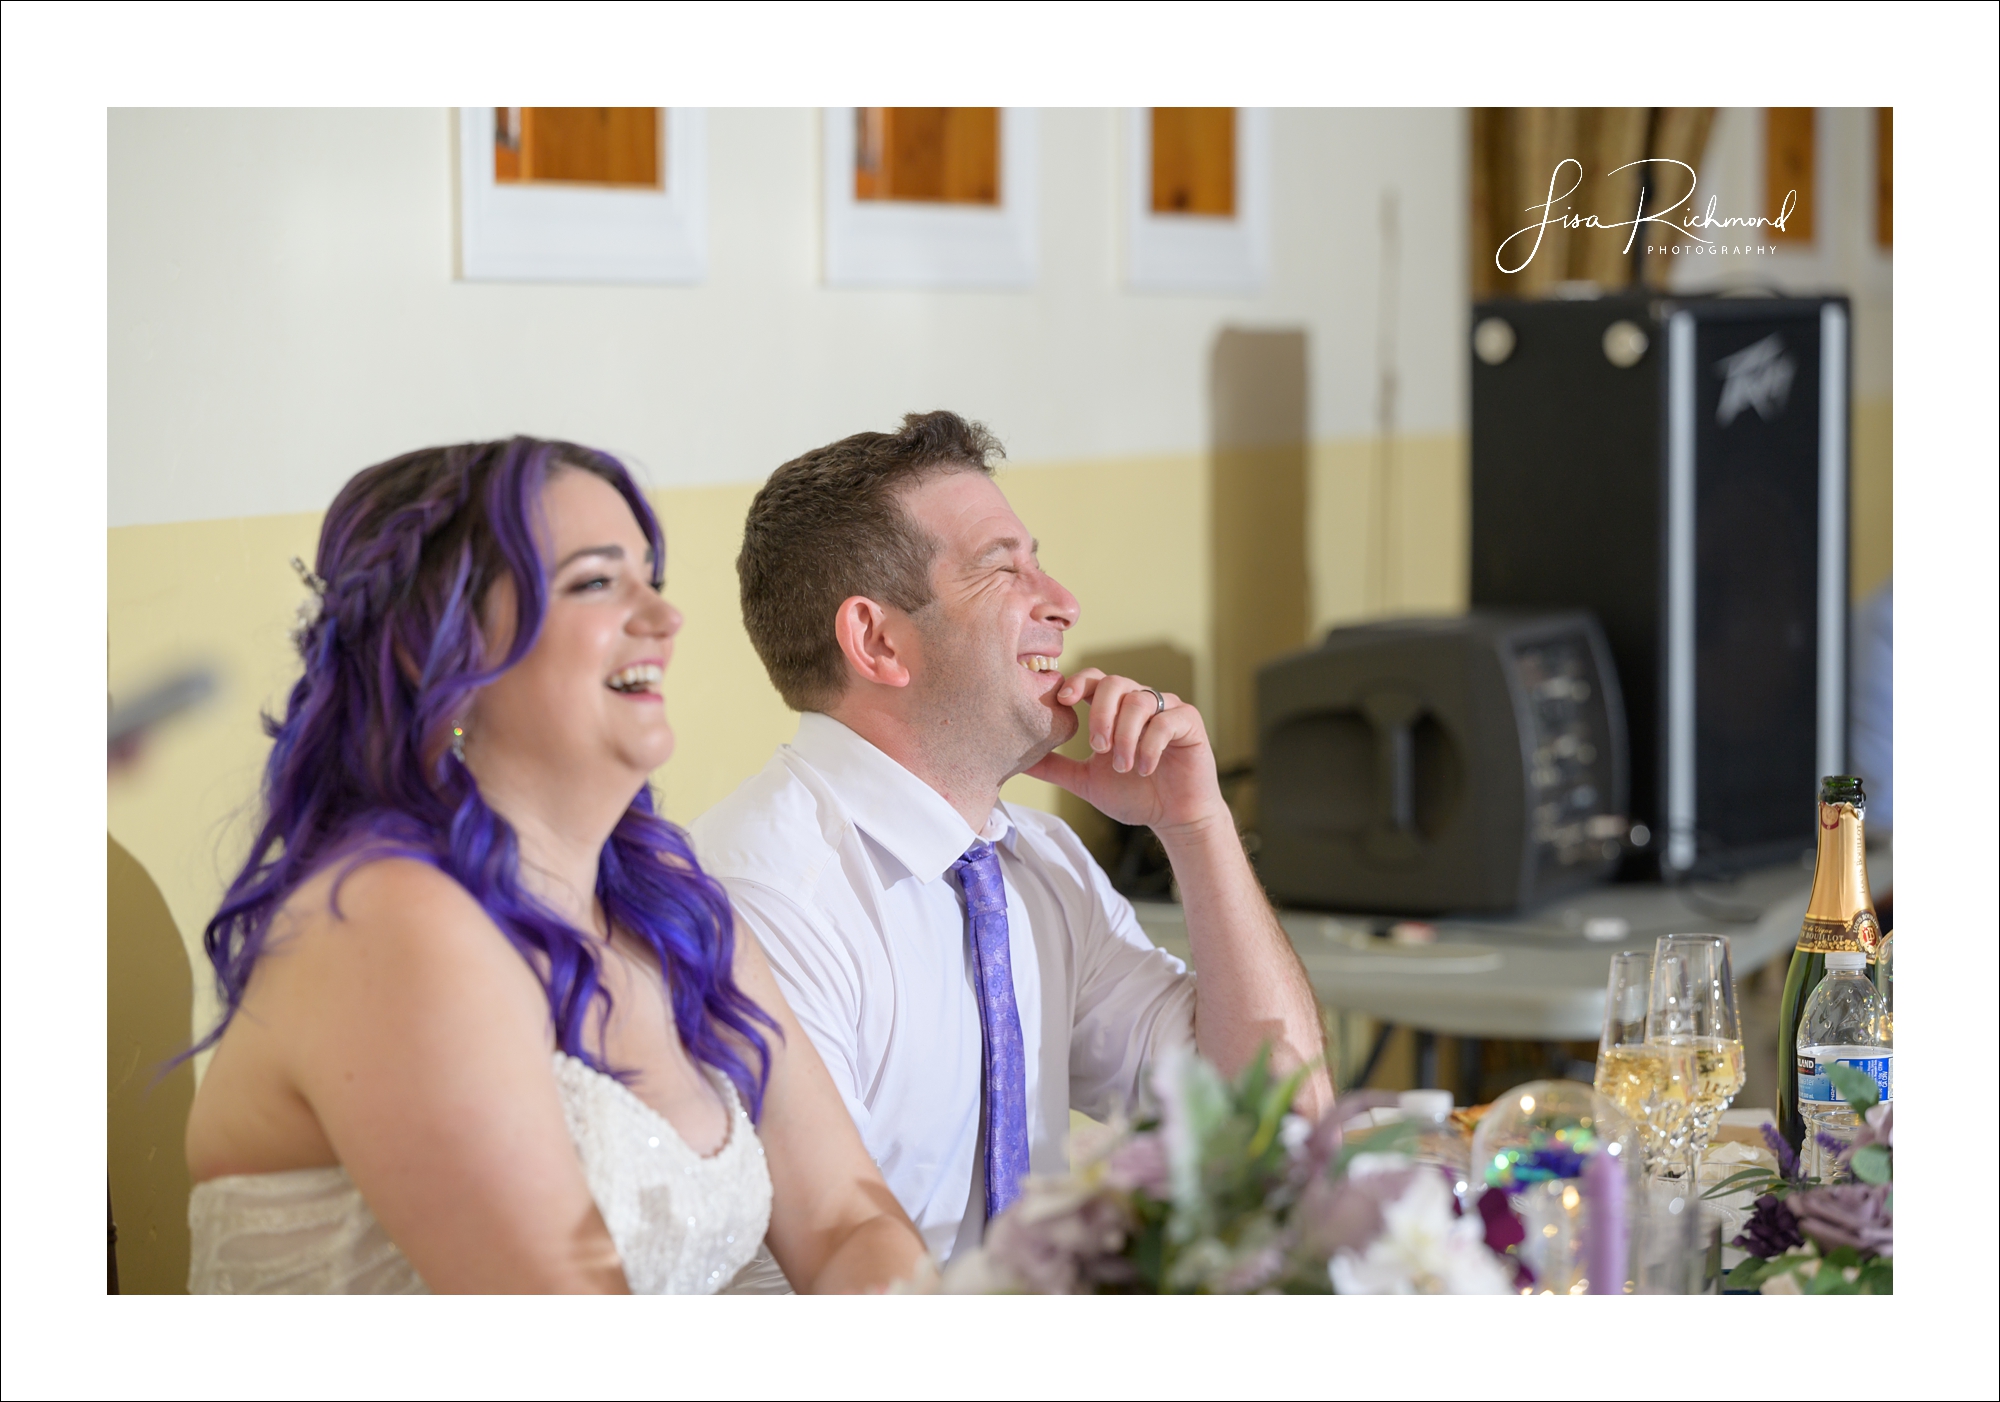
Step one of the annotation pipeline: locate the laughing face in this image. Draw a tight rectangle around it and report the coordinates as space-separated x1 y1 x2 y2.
466 466 683 792
900 469 1081 777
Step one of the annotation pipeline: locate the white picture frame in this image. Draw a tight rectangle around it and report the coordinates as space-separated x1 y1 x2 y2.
1123 108 1271 294
455 107 707 284
821 108 1038 289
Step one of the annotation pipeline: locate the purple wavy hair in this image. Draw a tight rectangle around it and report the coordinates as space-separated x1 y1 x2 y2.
194 437 778 1118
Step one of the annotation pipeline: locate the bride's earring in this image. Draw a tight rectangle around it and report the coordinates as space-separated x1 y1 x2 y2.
451 720 468 763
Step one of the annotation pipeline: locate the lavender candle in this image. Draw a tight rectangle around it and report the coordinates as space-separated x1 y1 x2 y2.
1582 1146 1628 1294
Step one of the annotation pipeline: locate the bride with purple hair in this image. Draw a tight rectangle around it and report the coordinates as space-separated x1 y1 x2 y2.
183 437 931 1293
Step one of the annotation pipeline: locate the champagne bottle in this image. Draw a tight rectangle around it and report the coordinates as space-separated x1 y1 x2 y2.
1776 776 1882 1153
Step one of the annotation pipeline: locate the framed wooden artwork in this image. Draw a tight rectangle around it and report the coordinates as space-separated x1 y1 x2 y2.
1124 108 1270 294
456 107 707 284
1874 108 1891 249
1764 107 1816 245
853 108 1000 205
822 107 1038 288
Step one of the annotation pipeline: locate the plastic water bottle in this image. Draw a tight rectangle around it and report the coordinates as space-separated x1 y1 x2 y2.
1873 929 1894 1039
1398 1089 1473 1208
1795 950 1892 1180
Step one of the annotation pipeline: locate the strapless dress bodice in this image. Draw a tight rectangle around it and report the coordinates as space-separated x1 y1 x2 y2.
188 1052 771 1294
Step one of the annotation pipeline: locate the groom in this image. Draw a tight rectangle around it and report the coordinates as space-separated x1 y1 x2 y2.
693 411 1330 1283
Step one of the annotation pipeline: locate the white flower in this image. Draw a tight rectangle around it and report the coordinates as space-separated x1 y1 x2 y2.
1346 1151 1418 1180
940 1247 1020 1294
1329 1167 1512 1295
1149 1044 1231 1216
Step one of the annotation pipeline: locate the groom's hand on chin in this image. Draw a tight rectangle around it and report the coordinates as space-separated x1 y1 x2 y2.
1025 670 1231 839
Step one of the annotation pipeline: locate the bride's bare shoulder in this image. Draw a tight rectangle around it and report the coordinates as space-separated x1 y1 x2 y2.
192 856 551 1183
256 854 537 1006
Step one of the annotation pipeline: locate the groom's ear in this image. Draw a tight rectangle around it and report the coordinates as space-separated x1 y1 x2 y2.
832 595 914 691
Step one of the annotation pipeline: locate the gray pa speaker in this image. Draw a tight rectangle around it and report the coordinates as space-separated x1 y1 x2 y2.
1256 611 1630 915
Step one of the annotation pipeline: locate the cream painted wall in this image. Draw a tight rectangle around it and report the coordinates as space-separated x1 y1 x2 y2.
110 107 1465 527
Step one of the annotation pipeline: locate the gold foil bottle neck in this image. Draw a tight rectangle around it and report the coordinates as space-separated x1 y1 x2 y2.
1799 800 1879 954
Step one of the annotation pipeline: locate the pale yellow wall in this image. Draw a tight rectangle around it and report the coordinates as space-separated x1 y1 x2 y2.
1309 431 1470 633
110 508 329 1056
1853 398 1892 599
644 481 799 824
993 450 1212 814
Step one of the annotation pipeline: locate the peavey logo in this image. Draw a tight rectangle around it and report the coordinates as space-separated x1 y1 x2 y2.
1714 335 1797 427
1497 159 1794 275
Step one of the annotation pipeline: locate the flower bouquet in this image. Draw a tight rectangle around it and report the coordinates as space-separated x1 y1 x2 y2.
944 1046 1515 1294
1706 1063 1893 1295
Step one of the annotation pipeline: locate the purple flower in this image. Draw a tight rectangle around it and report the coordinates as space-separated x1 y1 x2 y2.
980 1181 1137 1293
1791 1182 1893 1259
1477 1186 1526 1252
1733 1193 1805 1259
1297 1156 1417 1257
1215 1241 1289 1294
1850 1103 1893 1151
1297 1090 1400 1182
1760 1122 1800 1180
1103 1132 1170 1195
1476 1187 1534 1289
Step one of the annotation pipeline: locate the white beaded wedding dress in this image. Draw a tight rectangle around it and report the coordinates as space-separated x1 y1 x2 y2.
188 1052 772 1293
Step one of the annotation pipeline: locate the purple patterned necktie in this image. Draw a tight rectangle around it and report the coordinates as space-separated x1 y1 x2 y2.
950 840 1030 1222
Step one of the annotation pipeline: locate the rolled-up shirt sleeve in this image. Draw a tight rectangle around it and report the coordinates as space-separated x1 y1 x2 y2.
1064 855 1197 1123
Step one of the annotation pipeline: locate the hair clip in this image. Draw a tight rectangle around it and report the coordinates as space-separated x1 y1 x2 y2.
290 556 328 596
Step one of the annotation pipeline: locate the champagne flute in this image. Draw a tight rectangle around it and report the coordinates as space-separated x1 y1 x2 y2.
1648 934 1745 1179
1595 952 1694 1178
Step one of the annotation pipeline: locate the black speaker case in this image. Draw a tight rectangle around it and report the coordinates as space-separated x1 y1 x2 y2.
1469 294 1851 877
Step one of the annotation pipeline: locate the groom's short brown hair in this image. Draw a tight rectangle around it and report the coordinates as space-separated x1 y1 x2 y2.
738 410 1004 712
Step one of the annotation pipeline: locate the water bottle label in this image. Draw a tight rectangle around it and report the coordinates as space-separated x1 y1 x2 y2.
1796 1051 1892 1107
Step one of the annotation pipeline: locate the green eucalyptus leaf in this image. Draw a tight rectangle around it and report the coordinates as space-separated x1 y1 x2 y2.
1247 1070 1301 1161
1726 1255 1779 1290
1850 1143 1892 1184
1805 1266 1859 1294
1824 1062 1881 1112
1330 1119 1419 1179
1234 1043 1274 1108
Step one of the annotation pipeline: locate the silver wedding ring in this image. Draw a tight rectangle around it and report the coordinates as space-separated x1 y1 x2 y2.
1141 687 1166 714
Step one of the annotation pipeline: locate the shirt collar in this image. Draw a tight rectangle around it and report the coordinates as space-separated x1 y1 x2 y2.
787 712 1019 883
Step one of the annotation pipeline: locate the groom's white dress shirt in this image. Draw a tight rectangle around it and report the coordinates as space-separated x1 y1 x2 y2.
690 712 1196 1268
